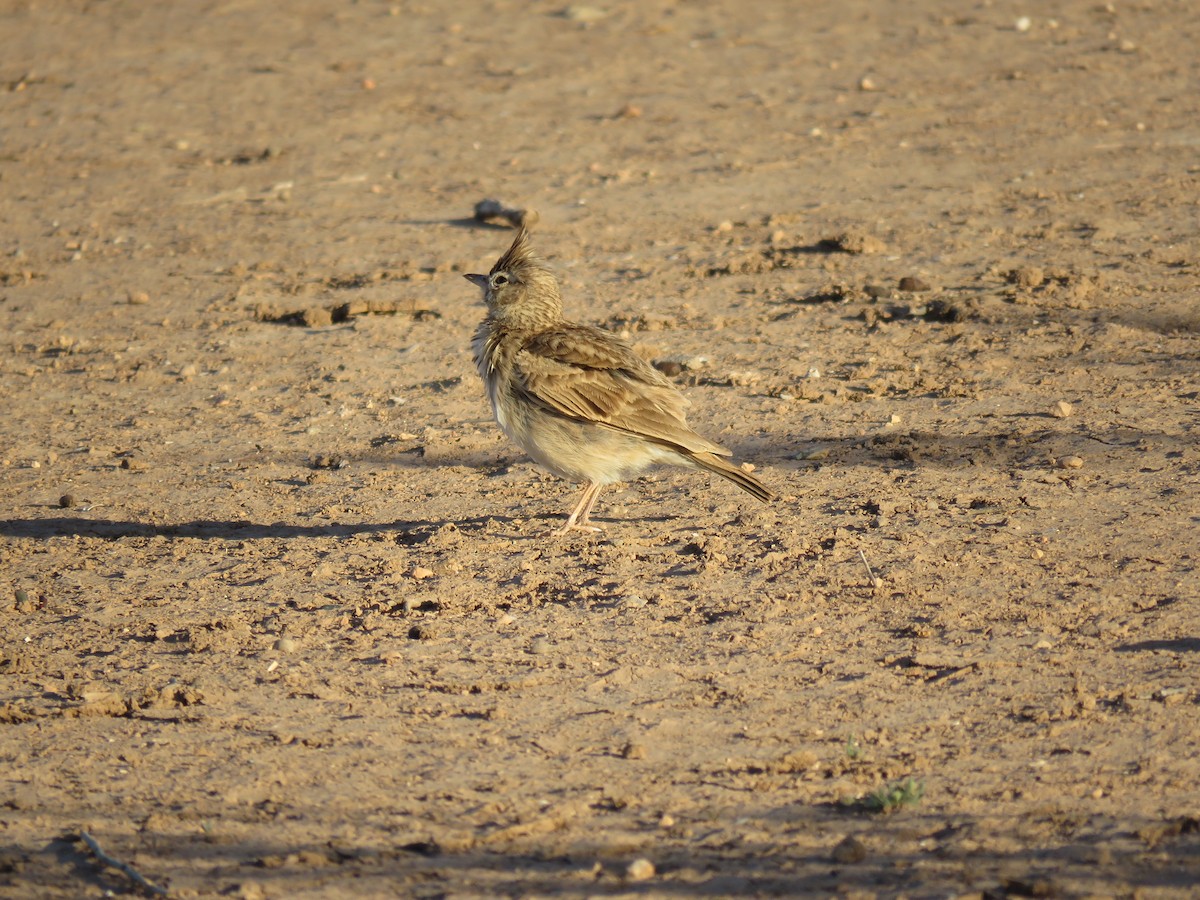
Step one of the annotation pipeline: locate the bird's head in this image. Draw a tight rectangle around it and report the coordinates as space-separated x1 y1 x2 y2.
464 211 561 323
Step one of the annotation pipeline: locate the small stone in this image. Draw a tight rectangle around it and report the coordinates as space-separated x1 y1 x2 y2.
726 370 761 387
625 858 655 881
474 198 525 226
411 566 435 581
1006 266 1044 288
1015 16 1032 32
1057 455 1084 469
858 76 878 91
59 494 75 508
300 307 333 327
653 353 707 374
658 814 675 828
127 290 150 305
1052 400 1073 418
408 624 434 640
898 276 930 292
529 637 551 655
562 4 607 22
832 834 867 864
820 230 885 255
14 589 35 614
273 637 297 653
619 741 646 759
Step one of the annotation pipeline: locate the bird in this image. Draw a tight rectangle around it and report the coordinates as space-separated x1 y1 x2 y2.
465 217 775 535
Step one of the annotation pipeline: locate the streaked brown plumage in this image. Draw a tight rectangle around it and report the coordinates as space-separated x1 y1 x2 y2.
465 219 774 534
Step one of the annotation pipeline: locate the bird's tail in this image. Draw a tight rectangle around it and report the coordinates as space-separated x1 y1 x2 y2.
691 452 775 503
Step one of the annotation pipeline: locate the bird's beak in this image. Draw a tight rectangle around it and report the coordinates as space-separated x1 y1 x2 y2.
464 273 488 288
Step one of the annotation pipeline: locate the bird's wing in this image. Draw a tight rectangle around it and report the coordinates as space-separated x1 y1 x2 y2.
514 325 730 457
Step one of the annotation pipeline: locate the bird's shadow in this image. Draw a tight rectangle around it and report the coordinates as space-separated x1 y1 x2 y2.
0 515 501 543
405 217 518 231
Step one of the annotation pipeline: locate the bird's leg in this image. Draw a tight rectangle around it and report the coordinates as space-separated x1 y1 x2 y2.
553 482 604 535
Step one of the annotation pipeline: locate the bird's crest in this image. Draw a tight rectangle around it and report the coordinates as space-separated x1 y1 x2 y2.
490 209 541 276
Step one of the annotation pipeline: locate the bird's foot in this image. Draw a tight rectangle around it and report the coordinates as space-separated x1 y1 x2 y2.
552 520 603 537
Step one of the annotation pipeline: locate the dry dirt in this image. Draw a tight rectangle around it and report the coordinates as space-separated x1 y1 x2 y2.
2 1 1199 897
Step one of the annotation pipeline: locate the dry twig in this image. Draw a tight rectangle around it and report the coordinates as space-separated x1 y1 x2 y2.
80 830 169 897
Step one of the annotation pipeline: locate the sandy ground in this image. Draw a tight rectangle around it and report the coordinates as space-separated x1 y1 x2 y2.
2 1 1199 897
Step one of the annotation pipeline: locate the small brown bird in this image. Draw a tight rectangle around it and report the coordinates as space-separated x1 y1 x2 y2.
465 219 774 534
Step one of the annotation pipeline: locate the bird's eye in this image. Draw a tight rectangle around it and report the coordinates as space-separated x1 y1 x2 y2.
492 273 509 287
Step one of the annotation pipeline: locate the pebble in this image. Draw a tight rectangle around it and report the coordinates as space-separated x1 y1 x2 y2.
562 4 607 22
619 741 646 759
1057 455 1084 469
832 834 867 864
625 858 655 881
272 637 297 653
1052 400 1073 418
59 494 75 508
823 230 885 254
529 637 551 655
1007 266 1045 288
898 276 931 292
654 354 707 375
411 566 435 581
